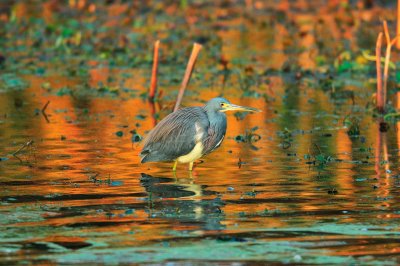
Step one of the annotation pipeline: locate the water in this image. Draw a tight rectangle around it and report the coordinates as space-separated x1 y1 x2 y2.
1 1 400 264
1 77 399 265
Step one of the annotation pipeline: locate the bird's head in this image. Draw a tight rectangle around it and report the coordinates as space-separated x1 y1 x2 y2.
205 97 261 113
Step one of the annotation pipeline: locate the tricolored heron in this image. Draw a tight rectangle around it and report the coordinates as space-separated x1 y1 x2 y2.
140 97 260 171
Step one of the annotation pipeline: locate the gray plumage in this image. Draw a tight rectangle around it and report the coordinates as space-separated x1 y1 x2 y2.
140 98 228 163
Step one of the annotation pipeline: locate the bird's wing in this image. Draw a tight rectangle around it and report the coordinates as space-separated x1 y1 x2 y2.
140 107 209 163
203 124 226 155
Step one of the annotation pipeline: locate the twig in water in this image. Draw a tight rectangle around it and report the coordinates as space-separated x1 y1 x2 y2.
173 43 202 112
41 100 50 123
13 140 34 163
149 40 160 102
13 140 34 156
313 143 322 155
42 100 50 113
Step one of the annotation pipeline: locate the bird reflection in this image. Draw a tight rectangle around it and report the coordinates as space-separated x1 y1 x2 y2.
140 173 226 230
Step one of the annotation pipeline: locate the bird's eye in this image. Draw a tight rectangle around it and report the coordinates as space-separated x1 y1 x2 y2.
220 103 225 107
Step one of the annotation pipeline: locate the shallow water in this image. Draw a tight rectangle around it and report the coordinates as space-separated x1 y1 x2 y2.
1 1 400 265
1 75 400 265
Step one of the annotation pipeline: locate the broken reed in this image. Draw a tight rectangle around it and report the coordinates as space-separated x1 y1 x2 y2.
147 41 202 112
375 21 398 113
173 43 202 112
376 32 383 112
148 40 160 102
397 0 400 49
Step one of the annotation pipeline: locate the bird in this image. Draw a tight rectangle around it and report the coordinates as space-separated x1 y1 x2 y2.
139 97 260 171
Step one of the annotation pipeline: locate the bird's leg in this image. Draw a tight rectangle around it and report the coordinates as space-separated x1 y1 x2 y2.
189 162 194 171
172 161 178 171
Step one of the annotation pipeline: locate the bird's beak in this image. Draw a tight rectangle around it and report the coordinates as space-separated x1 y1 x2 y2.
221 103 261 113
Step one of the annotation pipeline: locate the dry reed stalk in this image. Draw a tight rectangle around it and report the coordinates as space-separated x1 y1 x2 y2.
397 0 400 49
376 32 383 112
383 21 391 108
381 21 399 112
173 43 202 112
149 40 160 102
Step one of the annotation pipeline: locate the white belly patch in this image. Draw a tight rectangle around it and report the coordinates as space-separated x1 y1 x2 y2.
177 141 204 163
177 122 204 163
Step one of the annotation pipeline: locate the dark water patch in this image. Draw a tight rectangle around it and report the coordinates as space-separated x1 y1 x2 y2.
306 237 400 250
225 197 314 204
1 2 400 264
65 220 163 228
51 241 92 250
1 192 148 203
0 180 38 186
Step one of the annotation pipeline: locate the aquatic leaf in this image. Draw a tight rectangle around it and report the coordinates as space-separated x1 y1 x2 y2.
361 50 396 68
110 181 123 186
131 130 142 143
36 67 46 76
125 209 135 215
56 87 72 96
41 82 51 90
337 61 352 73
0 73 29 91
327 188 338 194
135 114 147 120
344 116 360 136
315 154 326 163
235 127 261 144
115 131 124 137
384 112 400 121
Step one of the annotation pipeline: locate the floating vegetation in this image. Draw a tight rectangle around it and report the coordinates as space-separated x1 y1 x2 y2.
304 144 335 171
343 116 360 137
277 128 294 149
130 130 142 143
0 73 29 92
235 127 261 143
1 2 400 266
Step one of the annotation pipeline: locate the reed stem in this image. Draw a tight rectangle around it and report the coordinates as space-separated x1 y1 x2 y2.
173 43 202 112
376 32 383 112
149 40 160 102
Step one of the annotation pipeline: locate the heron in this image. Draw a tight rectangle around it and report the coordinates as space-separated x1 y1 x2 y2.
139 97 260 171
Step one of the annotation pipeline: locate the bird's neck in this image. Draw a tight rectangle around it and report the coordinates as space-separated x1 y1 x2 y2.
205 109 227 130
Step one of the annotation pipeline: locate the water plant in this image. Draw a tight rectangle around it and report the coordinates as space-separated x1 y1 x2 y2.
375 21 398 113
173 43 202 111
148 40 160 102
